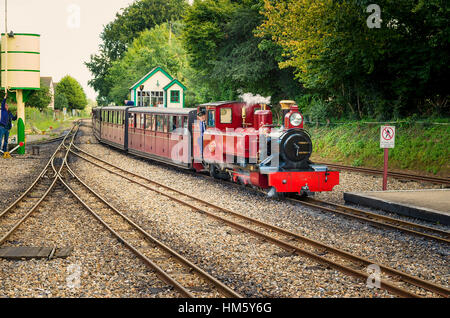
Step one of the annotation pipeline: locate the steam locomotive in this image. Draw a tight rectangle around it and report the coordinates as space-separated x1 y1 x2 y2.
92 100 339 197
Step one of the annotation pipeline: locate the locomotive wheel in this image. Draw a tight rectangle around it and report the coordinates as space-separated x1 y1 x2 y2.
209 164 230 181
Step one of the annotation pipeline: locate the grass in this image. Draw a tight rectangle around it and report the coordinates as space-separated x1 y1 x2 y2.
8 107 87 137
307 121 450 176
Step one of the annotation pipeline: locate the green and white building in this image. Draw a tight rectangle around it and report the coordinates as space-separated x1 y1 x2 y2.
129 66 186 108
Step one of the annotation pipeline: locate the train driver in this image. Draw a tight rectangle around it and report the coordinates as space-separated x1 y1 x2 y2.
197 110 206 155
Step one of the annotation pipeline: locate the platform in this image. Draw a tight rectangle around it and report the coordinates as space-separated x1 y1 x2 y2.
344 189 450 225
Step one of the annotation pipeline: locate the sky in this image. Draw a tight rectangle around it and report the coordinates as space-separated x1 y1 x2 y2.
0 0 137 100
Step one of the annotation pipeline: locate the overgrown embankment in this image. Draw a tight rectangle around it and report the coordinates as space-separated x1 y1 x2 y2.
9 107 86 137
307 121 449 176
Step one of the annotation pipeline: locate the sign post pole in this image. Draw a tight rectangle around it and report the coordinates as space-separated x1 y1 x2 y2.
380 125 395 191
383 148 388 191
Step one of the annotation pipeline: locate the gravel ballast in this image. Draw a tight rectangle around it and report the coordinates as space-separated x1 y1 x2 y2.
0 123 447 298
69 124 448 297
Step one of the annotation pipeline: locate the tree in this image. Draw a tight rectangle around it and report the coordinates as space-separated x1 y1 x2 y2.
182 0 304 104
54 93 68 110
86 0 188 105
55 76 87 110
25 79 52 110
258 0 450 118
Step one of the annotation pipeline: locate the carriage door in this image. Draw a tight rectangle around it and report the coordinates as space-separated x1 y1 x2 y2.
128 112 136 149
144 114 152 153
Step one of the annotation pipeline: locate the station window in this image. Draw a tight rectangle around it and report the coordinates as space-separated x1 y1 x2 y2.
151 91 164 107
170 90 180 103
220 108 232 124
207 110 215 127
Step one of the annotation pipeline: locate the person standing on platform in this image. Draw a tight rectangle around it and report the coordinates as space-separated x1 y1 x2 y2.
0 93 18 153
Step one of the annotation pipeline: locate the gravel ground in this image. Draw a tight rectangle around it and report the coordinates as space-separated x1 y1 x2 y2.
0 181 179 298
0 122 447 298
0 143 58 209
0 135 178 298
71 123 449 297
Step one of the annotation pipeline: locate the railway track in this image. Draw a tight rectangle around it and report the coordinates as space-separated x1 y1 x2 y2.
1 122 240 298
318 163 450 185
290 197 450 244
68 142 450 298
0 124 79 246
59 133 241 298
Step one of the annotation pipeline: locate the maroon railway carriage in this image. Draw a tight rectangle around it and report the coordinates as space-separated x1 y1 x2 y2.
127 107 197 168
92 102 339 197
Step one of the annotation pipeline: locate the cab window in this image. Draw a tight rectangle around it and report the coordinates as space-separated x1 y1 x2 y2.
207 110 215 127
220 108 232 124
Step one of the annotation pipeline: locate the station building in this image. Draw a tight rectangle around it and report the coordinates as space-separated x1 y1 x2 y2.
129 66 186 108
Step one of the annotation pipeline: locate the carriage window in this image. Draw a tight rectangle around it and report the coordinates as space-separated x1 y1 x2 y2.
163 116 168 133
156 116 164 132
207 110 215 127
113 112 117 124
136 113 141 128
169 116 177 132
220 108 232 124
118 112 122 125
129 114 134 128
145 114 152 130
152 114 157 131
177 116 182 129
140 114 145 129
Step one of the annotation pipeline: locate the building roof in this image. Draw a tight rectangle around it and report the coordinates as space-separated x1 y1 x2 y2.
129 66 174 90
41 76 53 88
128 107 196 115
95 106 131 111
163 79 187 91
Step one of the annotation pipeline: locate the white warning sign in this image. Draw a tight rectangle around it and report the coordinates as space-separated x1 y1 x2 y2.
380 126 395 148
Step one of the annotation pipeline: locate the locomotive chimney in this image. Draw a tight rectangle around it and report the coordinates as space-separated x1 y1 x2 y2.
280 100 296 122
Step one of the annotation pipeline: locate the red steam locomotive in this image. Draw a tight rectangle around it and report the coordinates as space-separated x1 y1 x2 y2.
92 100 339 197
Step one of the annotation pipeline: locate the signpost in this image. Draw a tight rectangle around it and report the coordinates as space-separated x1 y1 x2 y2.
380 125 395 190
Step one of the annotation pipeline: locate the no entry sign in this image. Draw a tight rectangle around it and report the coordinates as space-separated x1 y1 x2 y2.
380 126 395 148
